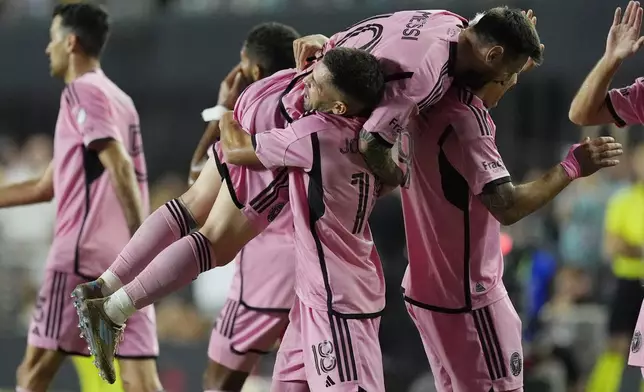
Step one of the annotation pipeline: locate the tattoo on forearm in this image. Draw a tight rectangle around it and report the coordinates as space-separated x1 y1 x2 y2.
478 182 516 217
358 130 403 187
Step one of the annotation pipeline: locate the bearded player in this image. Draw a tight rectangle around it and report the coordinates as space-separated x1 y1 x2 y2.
190 22 301 392
0 3 161 392
398 41 623 392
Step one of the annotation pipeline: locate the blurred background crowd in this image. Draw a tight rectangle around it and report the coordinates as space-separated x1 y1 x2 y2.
1 0 644 391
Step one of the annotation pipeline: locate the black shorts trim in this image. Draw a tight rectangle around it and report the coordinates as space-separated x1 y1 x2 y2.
473 307 507 380
321 314 359 383
605 94 627 127
45 271 67 340
58 348 158 360
211 144 244 209
403 295 470 314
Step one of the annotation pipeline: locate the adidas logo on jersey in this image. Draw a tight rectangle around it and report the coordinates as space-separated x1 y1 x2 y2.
475 282 486 293
325 375 336 387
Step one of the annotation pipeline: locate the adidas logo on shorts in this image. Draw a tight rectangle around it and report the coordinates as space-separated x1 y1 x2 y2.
325 375 336 387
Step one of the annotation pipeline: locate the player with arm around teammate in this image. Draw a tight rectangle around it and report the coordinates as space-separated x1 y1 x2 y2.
73 48 387 392
0 3 161 392
400 67 622 391
568 0 644 380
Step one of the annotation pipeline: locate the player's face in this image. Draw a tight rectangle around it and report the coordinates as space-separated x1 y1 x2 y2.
303 62 347 115
240 46 260 82
458 37 529 90
46 16 71 78
480 73 518 108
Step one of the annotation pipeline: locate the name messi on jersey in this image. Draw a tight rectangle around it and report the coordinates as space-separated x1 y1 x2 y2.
401 11 431 41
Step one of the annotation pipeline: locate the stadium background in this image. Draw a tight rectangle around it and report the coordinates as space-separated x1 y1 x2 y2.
0 0 643 391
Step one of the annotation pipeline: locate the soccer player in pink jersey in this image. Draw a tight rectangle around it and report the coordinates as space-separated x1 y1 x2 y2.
73 48 386 391
189 23 301 392
0 3 161 392
568 0 644 380
291 8 543 189
399 64 623 392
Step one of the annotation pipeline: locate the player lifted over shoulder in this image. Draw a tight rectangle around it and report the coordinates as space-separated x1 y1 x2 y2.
0 3 162 392
73 47 386 391
190 22 301 392
290 7 543 188
568 0 644 380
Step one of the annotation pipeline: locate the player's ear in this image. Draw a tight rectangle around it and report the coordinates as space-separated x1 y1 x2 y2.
331 101 347 115
485 46 505 66
251 65 263 82
66 33 78 54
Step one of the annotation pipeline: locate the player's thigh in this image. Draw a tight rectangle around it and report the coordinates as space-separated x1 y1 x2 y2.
199 181 260 265
17 345 65 389
405 303 454 392
409 297 523 392
299 303 385 392
209 299 289 373
181 157 222 226
117 359 161 392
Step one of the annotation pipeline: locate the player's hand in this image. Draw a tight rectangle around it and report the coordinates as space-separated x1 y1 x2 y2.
293 34 329 70
605 1 644 62
520 9 544 73
217 64 251 110
572 136 623 177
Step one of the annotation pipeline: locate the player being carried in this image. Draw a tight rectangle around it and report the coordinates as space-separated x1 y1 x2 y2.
73 47 388 391
189 22 301 392
568 0 644 381
398 27 623 392
290 7 543 189
0 3 162 392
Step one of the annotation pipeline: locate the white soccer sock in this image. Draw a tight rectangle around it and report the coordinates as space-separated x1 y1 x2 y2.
103 289 136 326
99 270 123 296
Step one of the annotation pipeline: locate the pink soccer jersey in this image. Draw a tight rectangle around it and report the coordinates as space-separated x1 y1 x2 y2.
401 87 510 311
215 68 297 310
48 69 149 279
607 77 644 126
282 11 466 147
253 113 386 316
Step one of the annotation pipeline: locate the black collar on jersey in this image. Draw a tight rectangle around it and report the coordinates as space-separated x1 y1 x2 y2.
278 70 312 124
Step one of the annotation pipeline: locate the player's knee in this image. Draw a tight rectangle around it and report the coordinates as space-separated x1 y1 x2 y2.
121 375 162 392
119 360 162 392
179 191 209 227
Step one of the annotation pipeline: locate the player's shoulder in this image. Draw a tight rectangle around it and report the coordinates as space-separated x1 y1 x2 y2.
441 87 494 139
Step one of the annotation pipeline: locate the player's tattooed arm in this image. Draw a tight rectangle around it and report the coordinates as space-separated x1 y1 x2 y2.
219 112 263 167
0 161 54 208
358 129 403 188
478 166 571 226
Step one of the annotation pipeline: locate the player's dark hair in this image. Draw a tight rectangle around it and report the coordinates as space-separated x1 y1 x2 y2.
472 6 543 65
244 22 300 76
322 47 385 112
53 3 110 58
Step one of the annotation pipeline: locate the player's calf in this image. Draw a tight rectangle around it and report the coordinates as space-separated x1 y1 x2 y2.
16 346 65 392
203 361 249 392
118 358 163 392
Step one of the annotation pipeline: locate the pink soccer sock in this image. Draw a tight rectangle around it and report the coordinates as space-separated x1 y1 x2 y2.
109 198 196 285
123 232 215 309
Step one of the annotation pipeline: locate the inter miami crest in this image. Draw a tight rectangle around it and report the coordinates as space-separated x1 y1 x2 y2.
632 331 642 353
510 352 522 376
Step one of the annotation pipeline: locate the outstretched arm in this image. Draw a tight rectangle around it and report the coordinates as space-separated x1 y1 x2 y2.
0 161 54 208
569 1 644 125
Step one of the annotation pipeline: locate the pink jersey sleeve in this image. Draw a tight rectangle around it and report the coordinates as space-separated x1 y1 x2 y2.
607 78 644 126
253 115 332 170
452 107 510 195
68 81 121 147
